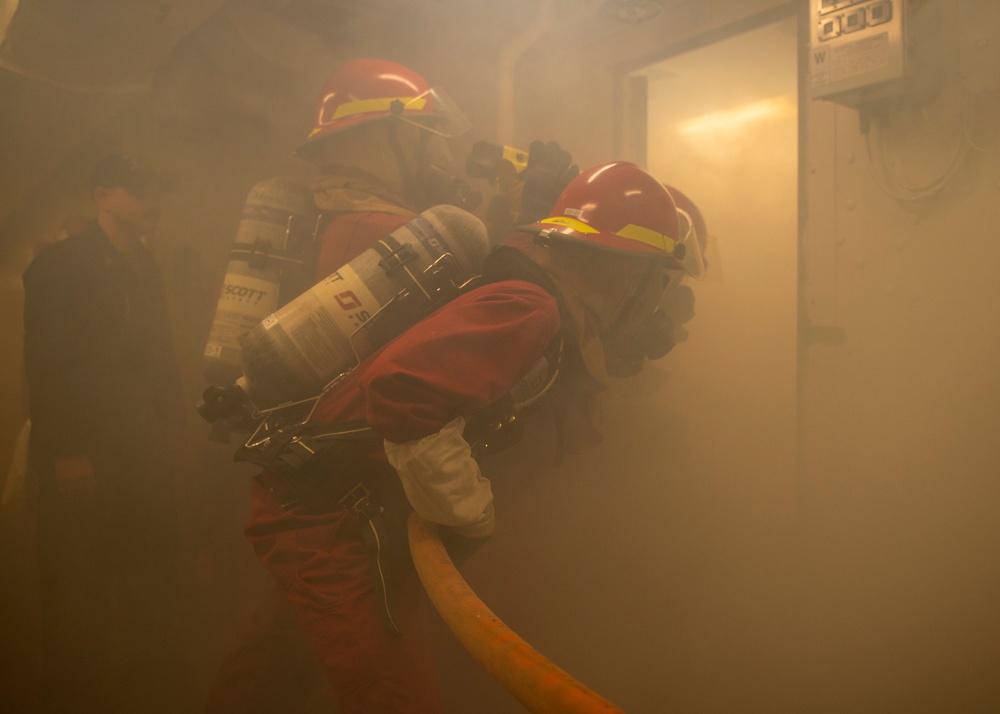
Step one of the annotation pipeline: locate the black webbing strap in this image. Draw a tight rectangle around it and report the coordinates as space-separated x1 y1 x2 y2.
229 241 306 270
236 420 377 509
240 421 402 634
370 234 429 300
236 420 373 476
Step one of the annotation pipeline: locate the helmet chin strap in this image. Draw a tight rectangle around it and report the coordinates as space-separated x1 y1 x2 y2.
386 116 423 208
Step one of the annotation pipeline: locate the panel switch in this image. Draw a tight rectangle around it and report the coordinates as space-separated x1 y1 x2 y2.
868 1 892 27
843 8 867 33
819 15 842 41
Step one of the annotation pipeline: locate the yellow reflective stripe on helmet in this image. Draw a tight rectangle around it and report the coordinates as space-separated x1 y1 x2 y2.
331 96 427 121
539 216 600 234
616 223 679 254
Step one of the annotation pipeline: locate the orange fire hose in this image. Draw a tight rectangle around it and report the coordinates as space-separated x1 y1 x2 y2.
408 513 625 713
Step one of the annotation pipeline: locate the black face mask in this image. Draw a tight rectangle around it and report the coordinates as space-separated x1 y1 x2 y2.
605 309 676 378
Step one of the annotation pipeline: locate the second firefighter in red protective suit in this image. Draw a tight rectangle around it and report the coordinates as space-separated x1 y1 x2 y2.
207 58 705 714
304 58 480 280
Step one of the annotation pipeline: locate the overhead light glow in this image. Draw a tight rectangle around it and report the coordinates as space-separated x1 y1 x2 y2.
678 96 795 138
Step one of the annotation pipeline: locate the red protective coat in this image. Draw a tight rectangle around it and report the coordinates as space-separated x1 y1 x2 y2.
314 210 413 281
209 206 561 713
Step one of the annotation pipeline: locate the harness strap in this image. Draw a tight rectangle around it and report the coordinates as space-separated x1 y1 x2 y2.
238 419 377 509
243 422 403 634
346 488 401 635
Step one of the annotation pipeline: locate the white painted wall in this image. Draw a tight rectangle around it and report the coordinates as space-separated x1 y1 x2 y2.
460 1 1000 711
797 5 1000 705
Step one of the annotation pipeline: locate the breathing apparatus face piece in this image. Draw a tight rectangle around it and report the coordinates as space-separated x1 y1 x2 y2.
675 208 706 280
602 224 700 377
416 135 483 212
387 112 481 212
597 203 703 377
528 229 673 378
604 312 675 378
600 258 675 378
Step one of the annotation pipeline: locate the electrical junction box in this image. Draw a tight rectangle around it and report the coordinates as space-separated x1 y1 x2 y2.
809 0 906 106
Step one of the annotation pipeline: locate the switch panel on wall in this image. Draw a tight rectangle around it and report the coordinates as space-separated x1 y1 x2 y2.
809 0 905 105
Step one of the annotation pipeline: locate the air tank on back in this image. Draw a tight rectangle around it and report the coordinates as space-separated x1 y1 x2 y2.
239 205 489 410
203 177 318 386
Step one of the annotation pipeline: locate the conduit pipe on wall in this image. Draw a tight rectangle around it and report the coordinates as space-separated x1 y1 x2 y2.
497 0 556 145
1 0 20 45
408 513 625 714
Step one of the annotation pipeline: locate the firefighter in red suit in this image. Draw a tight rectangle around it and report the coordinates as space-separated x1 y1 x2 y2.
207 57 477 713
303 58 574 281
301 58 483 280
207 58 704 714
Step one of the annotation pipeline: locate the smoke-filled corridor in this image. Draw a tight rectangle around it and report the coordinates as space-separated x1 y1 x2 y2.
2 1 999 712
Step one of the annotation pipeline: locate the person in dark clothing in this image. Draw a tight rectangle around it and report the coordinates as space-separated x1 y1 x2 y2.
22 153 186 713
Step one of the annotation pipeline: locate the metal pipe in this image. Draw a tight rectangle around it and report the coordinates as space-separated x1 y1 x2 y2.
1 0 21 45
408 513 625 713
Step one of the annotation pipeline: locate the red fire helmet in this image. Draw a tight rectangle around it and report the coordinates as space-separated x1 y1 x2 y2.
299 58 470 152
530 162 703 277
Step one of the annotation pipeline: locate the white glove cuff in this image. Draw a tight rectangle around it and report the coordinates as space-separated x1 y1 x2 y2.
384 416 495 536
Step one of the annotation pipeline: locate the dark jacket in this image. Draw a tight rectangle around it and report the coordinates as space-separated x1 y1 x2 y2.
23 221 183 463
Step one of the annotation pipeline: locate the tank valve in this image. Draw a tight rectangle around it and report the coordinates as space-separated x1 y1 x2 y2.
197 384 246 423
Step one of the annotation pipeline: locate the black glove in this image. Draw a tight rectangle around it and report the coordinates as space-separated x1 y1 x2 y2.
516 140 579 225
661 283 695 342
